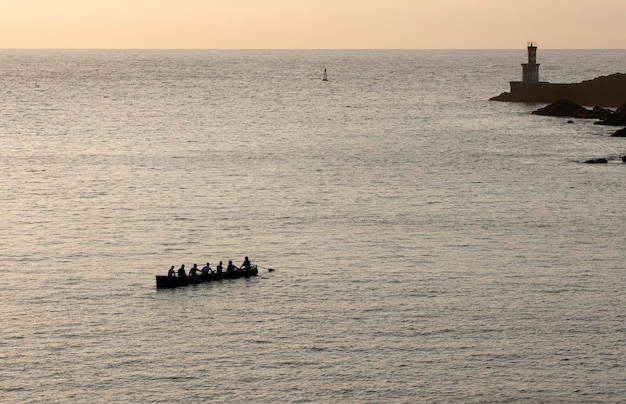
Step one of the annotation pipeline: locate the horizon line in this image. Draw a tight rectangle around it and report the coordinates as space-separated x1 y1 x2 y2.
2 47 626 51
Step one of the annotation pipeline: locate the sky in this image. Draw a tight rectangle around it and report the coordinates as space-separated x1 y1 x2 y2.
0 0 624 49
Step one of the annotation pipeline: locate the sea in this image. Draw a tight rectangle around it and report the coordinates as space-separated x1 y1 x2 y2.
1 49 625 403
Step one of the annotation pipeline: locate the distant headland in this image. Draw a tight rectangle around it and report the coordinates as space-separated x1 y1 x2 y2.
490 44 626 107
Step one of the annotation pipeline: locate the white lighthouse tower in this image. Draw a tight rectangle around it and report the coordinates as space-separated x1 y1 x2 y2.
522 42 540 82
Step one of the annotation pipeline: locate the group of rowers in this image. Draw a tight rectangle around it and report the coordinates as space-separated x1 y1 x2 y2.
167 256 253 278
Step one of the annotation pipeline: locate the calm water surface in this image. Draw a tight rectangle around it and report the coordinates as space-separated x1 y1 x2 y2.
1 50 625 402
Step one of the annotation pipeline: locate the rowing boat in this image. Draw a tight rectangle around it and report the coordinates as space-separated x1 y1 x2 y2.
156 266 258 289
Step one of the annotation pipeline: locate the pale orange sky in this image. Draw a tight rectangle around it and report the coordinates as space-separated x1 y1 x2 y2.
0 0 624 49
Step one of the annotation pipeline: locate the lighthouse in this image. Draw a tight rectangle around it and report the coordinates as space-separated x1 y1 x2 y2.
521 42 540 82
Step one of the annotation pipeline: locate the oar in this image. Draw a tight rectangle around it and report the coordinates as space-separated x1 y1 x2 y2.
257 265 275 272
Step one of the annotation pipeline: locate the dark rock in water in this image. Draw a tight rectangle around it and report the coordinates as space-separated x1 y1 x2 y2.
533 100 615 119
584 158 608 164
622 155 626 163
588 106 615 119
611 128 626 137
594 101 626 125
532 99 588 117
596 112 626 126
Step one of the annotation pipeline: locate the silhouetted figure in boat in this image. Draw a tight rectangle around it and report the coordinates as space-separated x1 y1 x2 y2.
227 260 237 274
189 264 199 277
168 266 176 278
216 261 223 275
201 262 212 274
178 264 186 278
241 256 251 273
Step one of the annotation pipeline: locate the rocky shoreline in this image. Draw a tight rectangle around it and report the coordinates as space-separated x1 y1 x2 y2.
490 73 626 108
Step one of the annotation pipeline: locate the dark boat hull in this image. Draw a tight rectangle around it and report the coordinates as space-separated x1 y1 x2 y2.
156 266 258 289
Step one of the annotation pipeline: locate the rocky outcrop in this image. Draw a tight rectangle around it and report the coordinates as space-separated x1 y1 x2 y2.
595 103 626 126
611 128 626 137
531 100 613 119
584 158 608 164
590 106 616 119
491 73 626 107
583 156 626 163
531 99 587 117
